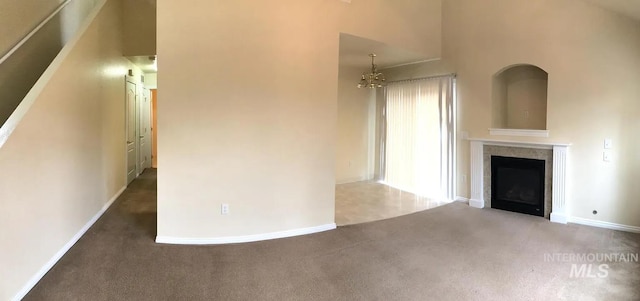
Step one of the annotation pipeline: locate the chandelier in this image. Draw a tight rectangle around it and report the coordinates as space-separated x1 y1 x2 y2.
357 53 386 88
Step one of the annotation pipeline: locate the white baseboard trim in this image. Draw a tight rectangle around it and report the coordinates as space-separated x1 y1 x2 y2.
469 198 484 208
335 176 372 185
568 216 640 233
550 212 568 224
12 186 125 301
156 223 337 245
454 196 469 204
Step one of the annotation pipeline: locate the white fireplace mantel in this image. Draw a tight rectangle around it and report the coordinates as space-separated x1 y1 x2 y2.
468 138 570 224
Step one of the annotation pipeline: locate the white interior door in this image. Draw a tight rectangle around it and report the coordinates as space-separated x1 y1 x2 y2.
138 88 151 170
126 80 137 185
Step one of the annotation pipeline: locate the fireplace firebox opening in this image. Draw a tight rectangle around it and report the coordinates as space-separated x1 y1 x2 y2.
491 155 545 216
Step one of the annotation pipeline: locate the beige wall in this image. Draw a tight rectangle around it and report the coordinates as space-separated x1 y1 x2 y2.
144 72 157 89
0 0 131 299
123 0 156 56
382 60 454 81
443 0 640 226
491 71 508 128
336 63 376 184
156 0 442 239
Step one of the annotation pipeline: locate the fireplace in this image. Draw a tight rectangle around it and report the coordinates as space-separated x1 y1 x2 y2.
468 139 569 224
491 156 545 216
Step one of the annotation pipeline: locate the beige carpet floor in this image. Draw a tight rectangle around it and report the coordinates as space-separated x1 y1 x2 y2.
24 169 640 300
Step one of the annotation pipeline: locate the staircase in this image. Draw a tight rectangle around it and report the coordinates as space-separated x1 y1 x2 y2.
0 0 99 135
0 1 135 300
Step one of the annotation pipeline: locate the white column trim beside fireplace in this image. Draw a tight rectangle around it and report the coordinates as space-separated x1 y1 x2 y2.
550 146 568 223
469 140 485 209
468 138 570 224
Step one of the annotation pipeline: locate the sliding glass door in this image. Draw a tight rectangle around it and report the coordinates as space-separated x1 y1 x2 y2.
382 76 455 200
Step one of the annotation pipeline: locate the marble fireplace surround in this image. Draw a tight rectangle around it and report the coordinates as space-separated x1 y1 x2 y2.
468 138 570 224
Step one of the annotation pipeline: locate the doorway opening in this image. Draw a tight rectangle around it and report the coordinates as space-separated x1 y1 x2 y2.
124 56 157 185
334 33 456 226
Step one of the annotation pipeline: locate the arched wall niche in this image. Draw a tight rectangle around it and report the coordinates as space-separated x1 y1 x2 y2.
492 64 548 131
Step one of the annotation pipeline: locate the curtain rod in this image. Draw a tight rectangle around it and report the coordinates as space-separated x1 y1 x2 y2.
385 73 456 85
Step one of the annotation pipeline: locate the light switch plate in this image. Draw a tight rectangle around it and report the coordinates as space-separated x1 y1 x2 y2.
604 139 612 149
603 151 612 162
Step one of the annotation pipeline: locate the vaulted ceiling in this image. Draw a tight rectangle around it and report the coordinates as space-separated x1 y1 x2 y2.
338 33 432 70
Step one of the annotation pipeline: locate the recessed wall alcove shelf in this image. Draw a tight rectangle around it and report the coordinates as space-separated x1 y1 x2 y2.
490 64 549 137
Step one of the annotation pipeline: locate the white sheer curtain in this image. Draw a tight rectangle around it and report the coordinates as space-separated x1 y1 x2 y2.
383 76 455 200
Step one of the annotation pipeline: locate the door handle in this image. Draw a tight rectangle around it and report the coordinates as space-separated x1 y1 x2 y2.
127 141 133 144
139 136 144 138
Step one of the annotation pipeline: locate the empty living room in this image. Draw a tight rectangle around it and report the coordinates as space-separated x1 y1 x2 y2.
1 0 639 300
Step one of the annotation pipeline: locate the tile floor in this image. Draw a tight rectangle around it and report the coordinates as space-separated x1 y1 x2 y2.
335 180 448 226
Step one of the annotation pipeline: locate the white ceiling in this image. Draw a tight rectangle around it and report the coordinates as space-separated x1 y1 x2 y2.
583 0 640 21
126 56 157 74
338 33 433 70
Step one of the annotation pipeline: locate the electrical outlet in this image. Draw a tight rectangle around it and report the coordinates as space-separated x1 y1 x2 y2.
221 203 229 215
